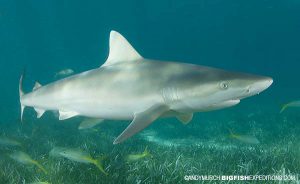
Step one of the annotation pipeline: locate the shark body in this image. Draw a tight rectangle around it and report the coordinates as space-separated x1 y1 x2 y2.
19 31 273 144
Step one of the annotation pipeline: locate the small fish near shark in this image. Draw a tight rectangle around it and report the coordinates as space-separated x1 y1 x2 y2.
9 151 47 174
0 136 22 147
19 30 273 144
55 69 74 78
280 100 300 113
228 129 260 145
126 146 151 162
49 147 107 175
78 118 104 130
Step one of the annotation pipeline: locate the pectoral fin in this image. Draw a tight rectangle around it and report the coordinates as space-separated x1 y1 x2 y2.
113 104 169 144
177 113 193 124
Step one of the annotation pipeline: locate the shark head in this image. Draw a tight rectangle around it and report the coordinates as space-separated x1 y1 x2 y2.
213 70 273 100
175 66 273 111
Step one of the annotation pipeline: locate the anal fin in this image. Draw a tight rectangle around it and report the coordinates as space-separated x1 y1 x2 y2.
113 104 169 144
59 110 79 120
177 113 193 124
34 108 45 118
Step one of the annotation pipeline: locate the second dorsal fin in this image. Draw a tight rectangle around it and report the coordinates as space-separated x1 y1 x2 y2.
101 30 142 67
33 82 42 91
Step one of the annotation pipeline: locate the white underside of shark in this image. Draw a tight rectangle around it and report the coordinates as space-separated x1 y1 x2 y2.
19 31 273 144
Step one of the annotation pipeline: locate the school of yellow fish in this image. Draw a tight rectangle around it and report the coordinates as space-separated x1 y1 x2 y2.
0 117 152 183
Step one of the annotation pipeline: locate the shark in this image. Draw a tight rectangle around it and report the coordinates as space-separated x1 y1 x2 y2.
19 30 273 144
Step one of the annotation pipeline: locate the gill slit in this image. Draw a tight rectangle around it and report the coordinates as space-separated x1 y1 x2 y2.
161 87 180 105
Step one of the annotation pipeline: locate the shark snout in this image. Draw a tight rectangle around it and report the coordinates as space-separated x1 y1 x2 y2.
247 77 273 95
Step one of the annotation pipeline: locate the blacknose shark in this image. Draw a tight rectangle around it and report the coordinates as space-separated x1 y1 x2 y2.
19 31 273 144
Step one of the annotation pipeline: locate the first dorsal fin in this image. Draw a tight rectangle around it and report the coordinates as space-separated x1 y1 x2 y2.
101 30 142 67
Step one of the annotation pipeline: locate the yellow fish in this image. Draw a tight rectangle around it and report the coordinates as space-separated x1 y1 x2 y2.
228 129 260 145
55 69 74 78
126 146 151 162
78 118 104 130
50 147 108 175
0 137 22 147
280 101 300 113
10 151 47 174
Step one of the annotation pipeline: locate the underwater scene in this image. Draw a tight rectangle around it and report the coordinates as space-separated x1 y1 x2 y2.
1 0 300 184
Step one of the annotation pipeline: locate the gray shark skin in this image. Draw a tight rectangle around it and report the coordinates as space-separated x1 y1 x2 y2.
19 31 273 144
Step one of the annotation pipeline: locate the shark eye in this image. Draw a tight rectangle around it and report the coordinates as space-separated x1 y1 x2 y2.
219 82 229 90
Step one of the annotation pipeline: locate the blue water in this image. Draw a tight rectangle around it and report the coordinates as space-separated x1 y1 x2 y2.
0 0 300 183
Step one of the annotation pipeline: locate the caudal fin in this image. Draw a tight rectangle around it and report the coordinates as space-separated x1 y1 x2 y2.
33 161 48 175
19 72 25 122
143 146 148 153
280 104 289 113
92 157 108 175
226 127 236 139
143 146 151 157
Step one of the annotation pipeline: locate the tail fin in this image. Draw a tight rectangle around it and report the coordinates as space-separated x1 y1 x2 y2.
227 127 235 138
19 71 25 122
280 104 289 113
143 146 151 157
32 160 48 175
92 157 108 175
